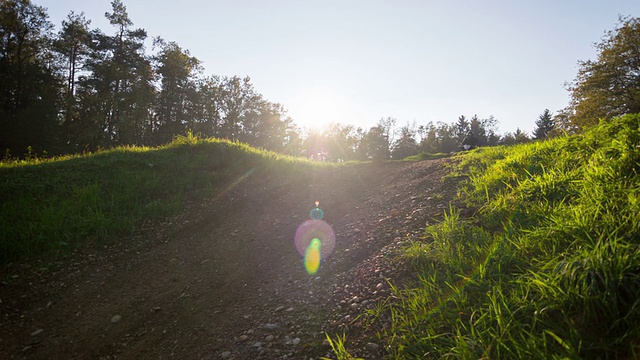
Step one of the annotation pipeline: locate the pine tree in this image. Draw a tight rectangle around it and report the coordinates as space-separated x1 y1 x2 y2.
533 109 555 140
76 0 154 148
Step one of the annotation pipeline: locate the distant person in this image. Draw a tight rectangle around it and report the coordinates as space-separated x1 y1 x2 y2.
461 131 478 151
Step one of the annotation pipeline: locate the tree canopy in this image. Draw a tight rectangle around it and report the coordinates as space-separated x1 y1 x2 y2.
7 0 633 160
567 16 640 129
0 0 59 155
0 0 302 157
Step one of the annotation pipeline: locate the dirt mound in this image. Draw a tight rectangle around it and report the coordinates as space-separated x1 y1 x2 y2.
0 159 459 359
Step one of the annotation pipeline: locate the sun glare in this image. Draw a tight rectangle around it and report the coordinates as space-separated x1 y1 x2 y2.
290 85 354 132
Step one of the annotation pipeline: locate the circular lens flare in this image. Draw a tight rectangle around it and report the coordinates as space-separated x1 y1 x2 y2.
310 207 324 220
294 220 336 261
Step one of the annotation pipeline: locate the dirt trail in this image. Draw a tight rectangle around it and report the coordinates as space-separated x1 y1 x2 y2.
0 159 459 359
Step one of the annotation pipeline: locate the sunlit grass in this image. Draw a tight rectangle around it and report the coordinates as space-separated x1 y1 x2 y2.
321 333 365 360
383 114 640 358
403 152 451 161
0 134 328 266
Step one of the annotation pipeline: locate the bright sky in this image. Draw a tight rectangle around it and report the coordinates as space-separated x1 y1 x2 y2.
40 0 640 135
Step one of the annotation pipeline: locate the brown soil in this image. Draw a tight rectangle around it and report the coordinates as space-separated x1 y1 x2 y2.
0 159 460 359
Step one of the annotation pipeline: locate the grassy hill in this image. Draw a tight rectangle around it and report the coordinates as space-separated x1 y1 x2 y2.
3 114 639 358
0 134 323 266
385 113 640 358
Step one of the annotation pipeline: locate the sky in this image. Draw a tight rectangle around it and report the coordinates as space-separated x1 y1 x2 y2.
39 0 640 135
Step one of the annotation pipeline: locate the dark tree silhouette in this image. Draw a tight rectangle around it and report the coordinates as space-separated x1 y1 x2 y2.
533 109 555 140
0 0 60 156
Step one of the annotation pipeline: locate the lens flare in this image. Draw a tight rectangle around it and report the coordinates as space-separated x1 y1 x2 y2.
295 201 335 274
304 238 322 274
309 207 324 220
294 220 336 262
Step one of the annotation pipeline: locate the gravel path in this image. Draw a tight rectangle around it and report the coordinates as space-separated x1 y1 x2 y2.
0 159 459 359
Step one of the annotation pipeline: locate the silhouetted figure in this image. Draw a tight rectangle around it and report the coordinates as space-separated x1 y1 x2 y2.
461 131 478 151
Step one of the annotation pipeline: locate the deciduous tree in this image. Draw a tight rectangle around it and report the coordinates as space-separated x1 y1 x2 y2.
359 125 390 161
567 16 640 128
391 123 419 159
153 38 201 144
501 128 530 146
218 76 257 140
0 0 60 155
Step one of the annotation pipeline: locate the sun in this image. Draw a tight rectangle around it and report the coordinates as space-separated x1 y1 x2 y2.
288 85 354 132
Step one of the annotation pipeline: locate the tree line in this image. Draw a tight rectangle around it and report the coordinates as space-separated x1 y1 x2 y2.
0 0 303 157
1 0 638 160
303 115 502 162
0 0 544 161
298 15 640 161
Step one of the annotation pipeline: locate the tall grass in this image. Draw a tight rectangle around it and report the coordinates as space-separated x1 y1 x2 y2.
386 114 640 358
0 134 324 266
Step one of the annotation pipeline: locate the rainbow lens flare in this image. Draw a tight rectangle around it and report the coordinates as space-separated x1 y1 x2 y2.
304 238 322 274
294 219 336 273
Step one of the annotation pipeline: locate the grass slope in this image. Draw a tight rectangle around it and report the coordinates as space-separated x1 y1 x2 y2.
403 152 451 161
387 114 640 359
0 134 323 266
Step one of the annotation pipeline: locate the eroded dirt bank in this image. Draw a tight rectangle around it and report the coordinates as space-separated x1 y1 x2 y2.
0 159 459 359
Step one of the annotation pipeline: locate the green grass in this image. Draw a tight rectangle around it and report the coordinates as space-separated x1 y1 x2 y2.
0 133 325 266
404 152 451 161
322 333 365 360
383 114 640 359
